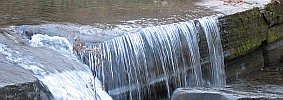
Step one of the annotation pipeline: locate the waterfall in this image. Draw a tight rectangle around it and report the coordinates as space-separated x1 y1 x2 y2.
78 15 226 99
199 17 226 86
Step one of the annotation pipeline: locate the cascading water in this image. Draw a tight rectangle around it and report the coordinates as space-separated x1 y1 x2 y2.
3 15 224 99
0 33 112 100
78 15 226 99
199 17 226 86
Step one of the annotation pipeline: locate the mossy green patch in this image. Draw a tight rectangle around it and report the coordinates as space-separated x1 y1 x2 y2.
268 30 279 43
268 25 283 43
232 37 264 57
219 7 270 59
263 3 283 26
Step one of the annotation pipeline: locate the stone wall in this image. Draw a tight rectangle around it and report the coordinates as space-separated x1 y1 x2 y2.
219 8 268 60
219 1 283 59
219 1 283 80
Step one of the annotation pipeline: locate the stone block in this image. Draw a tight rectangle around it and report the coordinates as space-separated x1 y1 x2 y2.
219 8 268 60
264 37 283 69
225 49 265 82
0 81 52 100
0 59 52 100
171 88 236 100
171 88 283 100
262 2 283 27
267 24 283 43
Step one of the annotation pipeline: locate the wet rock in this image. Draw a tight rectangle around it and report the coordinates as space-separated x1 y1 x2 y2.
262 1 283 27
217 1 283 81
225 49 265 82
223 0 244 5
0 26 113 99
267 25 283 43
219 8 268 59
217 1 283 60
0 80 52 100
264 35 283 71
0 29 91 99
0 54 52 100
171 88 283 100
171 88 236 100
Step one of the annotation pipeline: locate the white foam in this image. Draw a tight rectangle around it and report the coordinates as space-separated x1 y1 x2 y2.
0 42 113 100
30 34 73 54
0 43 46 76
0 43 13 57
40 71 112 100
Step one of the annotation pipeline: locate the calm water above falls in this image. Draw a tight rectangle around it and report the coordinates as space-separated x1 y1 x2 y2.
0 0 217 27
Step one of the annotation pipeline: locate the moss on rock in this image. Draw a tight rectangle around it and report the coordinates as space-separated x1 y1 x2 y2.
267 25 283 43
219 8 268 60
263 2 283 27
